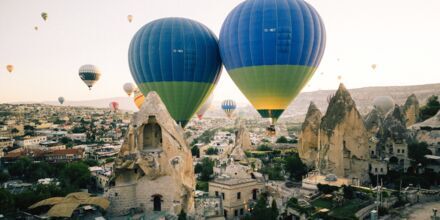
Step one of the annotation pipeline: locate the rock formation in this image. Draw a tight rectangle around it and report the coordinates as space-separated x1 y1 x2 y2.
234 124 253 151
402 94 420 127
364 107 384 136
105 92 195 216
299 102 322 168
318 84 370 183
376 105 409 156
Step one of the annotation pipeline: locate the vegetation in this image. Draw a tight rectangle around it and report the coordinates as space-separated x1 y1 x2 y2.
205 147 219 155
317 184 339 194
257 144 272 151
419 95 440 121
191 145 200 158
276 136 297 144
284 153 307 181
198 158 214 181
246 193 279 220
194 129 217 144
408 141 431 165
196 180 209 192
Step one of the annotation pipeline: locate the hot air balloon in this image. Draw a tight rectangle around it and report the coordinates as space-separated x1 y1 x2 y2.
221 99 236 118
337 75 342 81
58 97 65 105
123 83 135 96
196 95 214 120
41 12 48 21
127 15 133 23
6 65 14 73
34 26 38 31
109 101 119 111
133 89 145 109
373 96 394 115
79 64 101 90
128 17 222 127
219 0 326 125
371 64 377 70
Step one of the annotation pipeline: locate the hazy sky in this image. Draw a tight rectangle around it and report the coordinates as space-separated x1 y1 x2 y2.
1 0 440 103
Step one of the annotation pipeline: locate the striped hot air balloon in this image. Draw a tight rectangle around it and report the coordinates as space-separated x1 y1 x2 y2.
219 0 326 124
221 99 236 118
133 88 145 109
58 97 65 105
109 101 119 111
128 17 222 127
196 95 214 120
79 64 101 90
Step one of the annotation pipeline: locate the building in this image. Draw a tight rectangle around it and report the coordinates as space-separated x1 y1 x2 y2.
0 137 14 149
44 148 85 163
209 176 264 219
67 133 87 142
15 136 47 147
301 171 353 192
369 160 388 176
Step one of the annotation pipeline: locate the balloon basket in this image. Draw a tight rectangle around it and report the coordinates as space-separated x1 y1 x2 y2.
266 125 276 136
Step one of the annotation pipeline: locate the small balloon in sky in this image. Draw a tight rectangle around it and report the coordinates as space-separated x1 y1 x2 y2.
6 65 14 73
123 82 135 96
221 99 236 118
337 75 342 81
371 64 377 70
34 26 38 31
58 97 65 104
127 15 133 23
196 94 213 120
78 64 101 90
41 12 48 21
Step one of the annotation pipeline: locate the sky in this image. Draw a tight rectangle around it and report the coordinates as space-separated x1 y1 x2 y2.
1 0 440 103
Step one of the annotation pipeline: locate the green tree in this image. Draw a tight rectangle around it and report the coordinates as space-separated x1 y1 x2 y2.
271 199 279 219
199 158 214 181
276 136 288 143
284 154 307 181
251 193 277 220
60 162 91 189
8 156 32 178
0 171 10 183
257 145 272 151
0 189 15 215
205 147 219 155
84 159 99 167
343 185 354 199
194 163 203 174
177 209 187 220
419 95 440 121
191 145 200 158
408 141 431 165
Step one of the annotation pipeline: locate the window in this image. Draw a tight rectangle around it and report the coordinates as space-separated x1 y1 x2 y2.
224 210 227 218
215 191 219 197
375 168 378 172
252 189 258 200
397 149 400 153
222 192 225 200
240 208 244 215
380 168 383 172
237 192 241 200
234 210 238 216
402 149 405 153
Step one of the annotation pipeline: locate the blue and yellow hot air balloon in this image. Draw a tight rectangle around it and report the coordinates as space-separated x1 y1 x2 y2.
219 0 326 124
221 99 236 118
128 17 222 127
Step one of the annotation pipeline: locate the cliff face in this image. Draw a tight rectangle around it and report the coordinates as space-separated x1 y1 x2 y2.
318 84 370 183
364 108 384 136
403 94 420 127
299 102 322 168
106 92 195 216
377 105 409 152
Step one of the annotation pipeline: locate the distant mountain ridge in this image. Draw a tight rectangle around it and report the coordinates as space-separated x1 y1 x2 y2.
7 83 440 121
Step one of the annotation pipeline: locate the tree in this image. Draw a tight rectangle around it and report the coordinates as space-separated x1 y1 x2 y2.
257 145 272 151
205 147 219 155
0 189 15 215
419 95 440 121
84 159 99 167
178 209 187 220
343 185 354 199
199 158 214 181
276 136 288 143
10 128 19 134
191 145 200 158
194 163 203 174
271 199 279 219
317 184 339 194
60 162 91 189
0 171 10 183
251 193 277 220
408 141 431 165
8 157 32 178
284 154 307 181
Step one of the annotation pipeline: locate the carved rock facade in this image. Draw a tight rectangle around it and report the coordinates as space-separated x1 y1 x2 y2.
299 102 322 168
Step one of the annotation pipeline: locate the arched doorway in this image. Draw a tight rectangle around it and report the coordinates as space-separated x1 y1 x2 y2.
142 116 162 150
252 189 258 200
151 194 162 211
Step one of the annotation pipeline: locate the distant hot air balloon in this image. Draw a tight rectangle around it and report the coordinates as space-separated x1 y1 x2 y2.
127 15 133 23
109 101 119 111
373 96 394 114
6 65 14 73
196 95 214 120
58 97 65 105
123 83 135 96
337 75 342 81
371 64 377 70
128 17 222 127
41 12 48 21
133 89 145 109
219 0 326 125
221 99 236 118
34 26 38 31
79 64 101 90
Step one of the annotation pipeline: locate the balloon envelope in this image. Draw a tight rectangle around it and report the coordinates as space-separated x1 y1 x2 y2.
41 12 48 21
79 64 101 90
133 89 145 110
123 83 135 96
196 95 214 120
58 97 65 104
128 17 222 127
373 96 394 114
371 64 377 70
109 101 119 111
6 65 13 73
127 15 133 23
219 0 326 123
221 99 236 118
